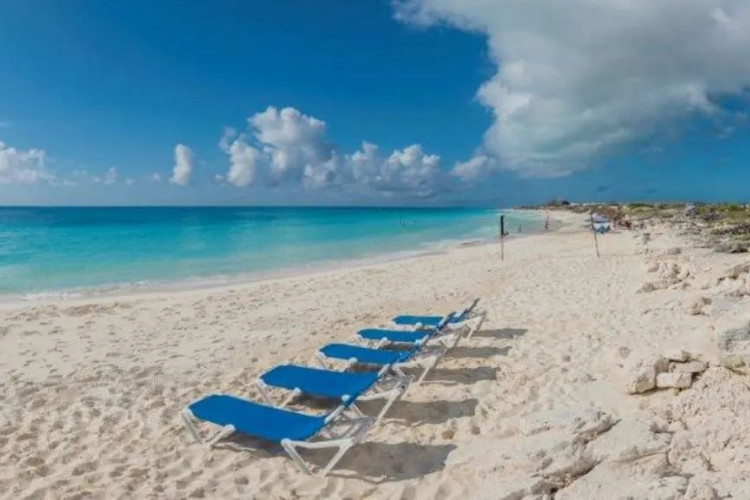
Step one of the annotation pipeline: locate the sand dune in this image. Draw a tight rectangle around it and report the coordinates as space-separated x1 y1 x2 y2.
2 211 750 498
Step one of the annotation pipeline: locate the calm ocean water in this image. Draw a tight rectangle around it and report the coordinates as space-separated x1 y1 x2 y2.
0 207 543 298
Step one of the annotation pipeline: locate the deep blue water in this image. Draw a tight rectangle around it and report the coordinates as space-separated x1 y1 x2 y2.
0 207 542 297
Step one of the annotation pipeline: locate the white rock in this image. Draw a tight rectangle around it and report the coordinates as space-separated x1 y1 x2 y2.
685 480 719 500
625 364 656 394
664 349 690 362
656 372 692 389
623 356 669 394
717 327 750 375
671 360 708 374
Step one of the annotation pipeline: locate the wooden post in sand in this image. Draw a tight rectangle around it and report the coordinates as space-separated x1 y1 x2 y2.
590 213 600 258
500 215 505 261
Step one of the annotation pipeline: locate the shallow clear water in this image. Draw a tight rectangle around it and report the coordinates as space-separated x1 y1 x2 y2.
0 207 542 297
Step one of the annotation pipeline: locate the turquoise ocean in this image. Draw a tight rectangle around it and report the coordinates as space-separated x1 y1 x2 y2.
0 207 543 299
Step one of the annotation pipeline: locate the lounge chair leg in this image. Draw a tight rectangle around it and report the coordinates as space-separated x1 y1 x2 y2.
280 388 301 408
281 439 315 475
467 311 487 339
315 352 330 369
256 380 274 406
281 417 373 476
322 441 353 476
391 365 407 379
182 410 203 444
417 350 444 384
374 383 406 424
348 403 366 418
207 425 236 448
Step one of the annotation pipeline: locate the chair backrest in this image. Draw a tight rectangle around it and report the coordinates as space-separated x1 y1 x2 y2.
436 312 456 330
466 298 480 313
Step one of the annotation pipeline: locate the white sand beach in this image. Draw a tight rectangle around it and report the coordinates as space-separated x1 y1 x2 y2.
2 211 750 499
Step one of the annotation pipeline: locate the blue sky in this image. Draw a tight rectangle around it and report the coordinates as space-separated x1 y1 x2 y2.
2 0 750 206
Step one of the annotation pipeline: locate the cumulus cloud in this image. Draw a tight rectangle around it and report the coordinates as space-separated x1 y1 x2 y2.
349 142 442 196
220 128 262 187
0 141 51 184
251 106 333 184
220 106 445 196
450 155 495 183
170 144 194 186
395 0 750 176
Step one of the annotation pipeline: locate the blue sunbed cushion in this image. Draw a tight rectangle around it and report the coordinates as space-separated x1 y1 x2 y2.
319 343 416 365
261 365 378 403
392 299 478 326
392 315 444 327
357 328 431 344
188 394 327 442
393 310 468 327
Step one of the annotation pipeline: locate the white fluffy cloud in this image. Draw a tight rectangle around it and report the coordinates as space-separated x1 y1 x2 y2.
220 106 444 196
395 0 750 176
170 144 194 186
450 155 494 183
251 107 333 184
220 128 262 187
350 142 442 196
0 141 51 184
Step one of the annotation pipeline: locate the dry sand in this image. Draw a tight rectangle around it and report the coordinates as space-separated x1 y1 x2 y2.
1 211 750 499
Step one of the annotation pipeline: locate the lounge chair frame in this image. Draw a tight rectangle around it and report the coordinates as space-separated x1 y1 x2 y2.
316 337 443 385
181 393 373 476
255 364 410 424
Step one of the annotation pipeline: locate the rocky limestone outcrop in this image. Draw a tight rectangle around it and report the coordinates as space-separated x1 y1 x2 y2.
623 350 707 393
713 240 748 254
717 327 750 375
447 406 615 499
639 260 693 293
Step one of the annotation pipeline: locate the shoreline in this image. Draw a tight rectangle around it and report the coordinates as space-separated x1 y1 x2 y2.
1 211 560 307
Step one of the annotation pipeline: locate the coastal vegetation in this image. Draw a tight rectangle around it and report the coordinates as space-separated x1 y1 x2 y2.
524 201 750 252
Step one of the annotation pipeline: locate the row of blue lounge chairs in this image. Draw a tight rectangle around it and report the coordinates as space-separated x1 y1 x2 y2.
182 298 486 476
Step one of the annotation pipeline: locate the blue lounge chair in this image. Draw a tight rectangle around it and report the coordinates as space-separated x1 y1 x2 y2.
182 394 372 475
391 299 486 339
316 341 439 384
357 328 432 345
256 364 410 424
358 312 458 349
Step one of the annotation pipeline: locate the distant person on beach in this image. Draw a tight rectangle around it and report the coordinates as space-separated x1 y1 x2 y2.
544 215 550 231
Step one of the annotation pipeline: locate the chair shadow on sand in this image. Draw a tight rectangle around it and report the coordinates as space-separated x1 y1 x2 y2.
216 436 455 481
472 327 527 340
328 441 457 482
447 345 511 359
358 398 479 425
420 366 497 386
